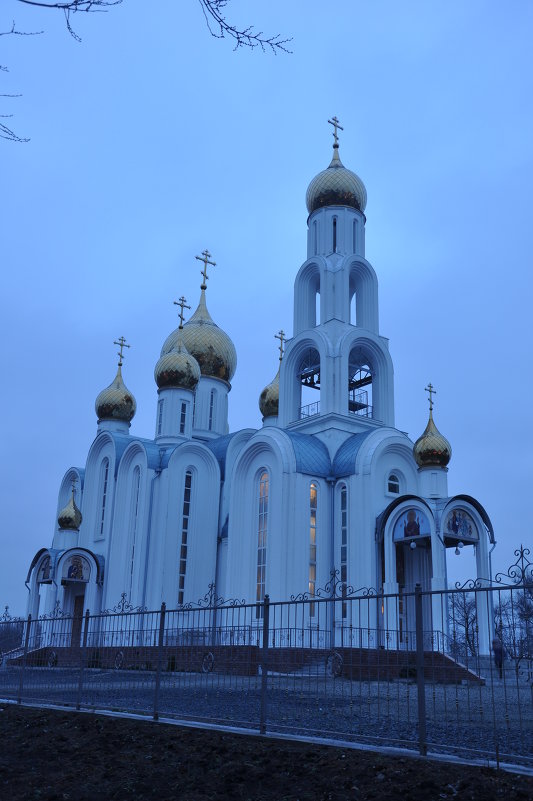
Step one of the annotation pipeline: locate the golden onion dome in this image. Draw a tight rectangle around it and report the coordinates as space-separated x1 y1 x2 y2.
413 409 452 468
154 330 200 390
306 144 367 214
95 365 136 423
58 490 82 531
259 367 280 418
161 289 237 383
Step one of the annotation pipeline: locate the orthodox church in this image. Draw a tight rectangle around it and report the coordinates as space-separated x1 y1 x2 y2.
26 120 495 651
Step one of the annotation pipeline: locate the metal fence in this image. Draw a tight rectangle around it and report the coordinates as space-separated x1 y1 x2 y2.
1 560 532 769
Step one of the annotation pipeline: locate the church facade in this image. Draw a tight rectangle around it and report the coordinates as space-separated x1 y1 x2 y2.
26 122 495 653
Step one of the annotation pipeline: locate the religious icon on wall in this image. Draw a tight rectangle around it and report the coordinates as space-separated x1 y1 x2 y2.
393 508 431 541
444 509 477 541
37 556 51 583
62 555 89 582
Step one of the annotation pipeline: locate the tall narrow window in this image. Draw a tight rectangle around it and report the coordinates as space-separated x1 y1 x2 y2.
157 399 164 435
178 471 193 605
98 458 109 539
208 389 215 431
332 216 337 252
192 391 196 426
352 219 357 252
313 220 318 255
340 485 348 618
255 471 269 619
179 402 187 434
309 483 318 616
128 466 141 599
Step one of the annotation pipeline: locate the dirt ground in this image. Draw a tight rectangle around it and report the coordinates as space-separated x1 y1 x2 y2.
0 705 532 801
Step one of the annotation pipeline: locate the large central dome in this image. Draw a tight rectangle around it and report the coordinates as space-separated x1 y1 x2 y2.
306 144 367 215
161 290 237 383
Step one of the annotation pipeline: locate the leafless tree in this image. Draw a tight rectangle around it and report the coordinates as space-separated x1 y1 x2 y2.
448 590 478 660
3 1 291 141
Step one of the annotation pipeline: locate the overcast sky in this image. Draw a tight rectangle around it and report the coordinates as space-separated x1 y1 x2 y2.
2 1 532 613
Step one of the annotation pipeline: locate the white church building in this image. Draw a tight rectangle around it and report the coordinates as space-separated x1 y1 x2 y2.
26 121 495 652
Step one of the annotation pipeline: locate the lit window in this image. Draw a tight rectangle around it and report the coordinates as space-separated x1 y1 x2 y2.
178 471 193 605
340 485 348 618
128 466 141 599
388 474 400 494
309 483 318 616
256 472 269 619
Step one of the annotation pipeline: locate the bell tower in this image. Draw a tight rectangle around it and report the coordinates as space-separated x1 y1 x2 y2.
278 120 394 432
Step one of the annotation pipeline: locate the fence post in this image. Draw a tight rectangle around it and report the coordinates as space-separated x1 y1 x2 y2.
153 603 166 721
415 584 427 756
17 614 32 705
76 609 90 711
259 595 270 734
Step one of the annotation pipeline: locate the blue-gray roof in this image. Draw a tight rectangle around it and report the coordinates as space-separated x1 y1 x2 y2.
284 431 331 478
332 432 373 477
108 433 172 473
204 433 241 480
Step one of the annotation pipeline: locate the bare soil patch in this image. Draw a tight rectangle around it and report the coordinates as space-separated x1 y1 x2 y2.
0 705 531 800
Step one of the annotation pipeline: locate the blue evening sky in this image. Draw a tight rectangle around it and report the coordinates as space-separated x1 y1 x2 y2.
1 1 532 612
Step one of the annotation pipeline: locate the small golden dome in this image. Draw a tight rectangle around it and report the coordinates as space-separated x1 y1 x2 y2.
154 331 200 390
306 145 367 214
259 367 280 418
58 490 82 530
161 290 237 383
413 409 452 468
95 365 136 423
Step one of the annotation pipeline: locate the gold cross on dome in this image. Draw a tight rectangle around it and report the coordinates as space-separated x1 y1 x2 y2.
195 249 216 289
174 296 191 328
425 382 436 412
70 475 78 495
328 116 343 146
274 329 286 362
114 336 130 367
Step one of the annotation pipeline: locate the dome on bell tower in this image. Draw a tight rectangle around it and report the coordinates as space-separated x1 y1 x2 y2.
306 117 367 214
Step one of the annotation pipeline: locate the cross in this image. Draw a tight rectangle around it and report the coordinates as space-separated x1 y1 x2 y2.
274 329 286 362
425 382 436 412
328 116 343 146
114 336 130 367
174 296 191 329
195 249 216 289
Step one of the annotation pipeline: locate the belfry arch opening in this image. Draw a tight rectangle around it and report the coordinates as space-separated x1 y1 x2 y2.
299 347 321 418
348 348 373 418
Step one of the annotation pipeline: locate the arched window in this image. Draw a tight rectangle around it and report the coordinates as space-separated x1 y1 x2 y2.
299 347 321 419
255 471 269 618
332 216 337 252
208 389 215 431
348 347 373 419
96 458 109 539
313 220 318 256
178 470 193 605
309 483 318 616
388 473 400 494
352 219 357 253
340 484 348 618
128 466 141 599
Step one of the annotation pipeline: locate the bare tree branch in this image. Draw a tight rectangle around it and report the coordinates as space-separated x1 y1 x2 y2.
198 0 292 54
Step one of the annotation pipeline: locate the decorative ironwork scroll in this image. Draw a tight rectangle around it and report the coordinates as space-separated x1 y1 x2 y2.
103 592 148 614
495 545 533 586
291 569 377 602
181 582 245 610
